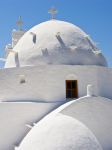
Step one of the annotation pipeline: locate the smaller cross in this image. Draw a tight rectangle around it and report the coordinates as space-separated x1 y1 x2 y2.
48 7 58 20
16 16 23 30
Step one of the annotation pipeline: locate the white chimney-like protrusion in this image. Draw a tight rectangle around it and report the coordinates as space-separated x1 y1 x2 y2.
87 84 94 96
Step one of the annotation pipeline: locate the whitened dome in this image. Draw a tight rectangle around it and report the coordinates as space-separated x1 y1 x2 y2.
18 114 102 150
18 96 112 150
5 20 107 68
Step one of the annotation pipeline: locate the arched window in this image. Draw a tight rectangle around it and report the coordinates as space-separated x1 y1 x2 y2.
66 80 78 99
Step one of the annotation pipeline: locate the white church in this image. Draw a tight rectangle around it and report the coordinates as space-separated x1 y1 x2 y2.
0 8 112 150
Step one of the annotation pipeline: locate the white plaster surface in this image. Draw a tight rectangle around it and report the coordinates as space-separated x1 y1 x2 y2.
0 65 112 102
5 20 107 68
0 102 61 150
18 96 112 150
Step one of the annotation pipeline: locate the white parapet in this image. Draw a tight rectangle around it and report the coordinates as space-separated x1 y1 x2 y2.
87 84 94 97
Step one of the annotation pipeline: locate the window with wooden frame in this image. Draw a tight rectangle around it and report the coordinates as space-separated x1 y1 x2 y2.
66 80 78 99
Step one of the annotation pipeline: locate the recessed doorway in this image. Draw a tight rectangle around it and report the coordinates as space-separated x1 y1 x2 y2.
66 80 78 99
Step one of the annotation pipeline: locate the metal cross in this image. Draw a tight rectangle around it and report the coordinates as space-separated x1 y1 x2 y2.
16 16 23 30
48 7 58 20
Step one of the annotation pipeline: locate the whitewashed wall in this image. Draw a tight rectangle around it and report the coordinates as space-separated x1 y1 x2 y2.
0 102 62 150
0 65 111 102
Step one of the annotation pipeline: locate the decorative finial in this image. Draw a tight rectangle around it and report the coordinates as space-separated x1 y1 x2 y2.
16 16 23 30
48 7 58 20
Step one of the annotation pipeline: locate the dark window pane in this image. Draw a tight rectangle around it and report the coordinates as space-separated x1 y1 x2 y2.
67 82 71 89
72 90 78 98
66 90 72 98
72 81 77 89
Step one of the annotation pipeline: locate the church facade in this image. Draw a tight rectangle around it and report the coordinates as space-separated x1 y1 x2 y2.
0 10 112 150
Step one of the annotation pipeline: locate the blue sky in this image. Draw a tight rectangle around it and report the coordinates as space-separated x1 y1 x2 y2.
0 0 112 67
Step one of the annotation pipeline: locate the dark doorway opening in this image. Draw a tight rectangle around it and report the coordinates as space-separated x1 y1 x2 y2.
66 80 78 99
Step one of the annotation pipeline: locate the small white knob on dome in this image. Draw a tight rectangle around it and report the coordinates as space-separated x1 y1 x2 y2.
26 124 33 129
87 84 94 96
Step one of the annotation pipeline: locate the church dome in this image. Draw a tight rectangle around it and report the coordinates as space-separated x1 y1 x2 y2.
17 96 112 150
18 107 102 150
5 20 107 68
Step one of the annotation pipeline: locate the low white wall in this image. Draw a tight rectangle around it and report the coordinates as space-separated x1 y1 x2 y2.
0 65 111 102
0 102 62 150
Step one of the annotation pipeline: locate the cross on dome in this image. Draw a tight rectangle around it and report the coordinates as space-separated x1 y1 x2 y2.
48 7 58 20
16 16 23 30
